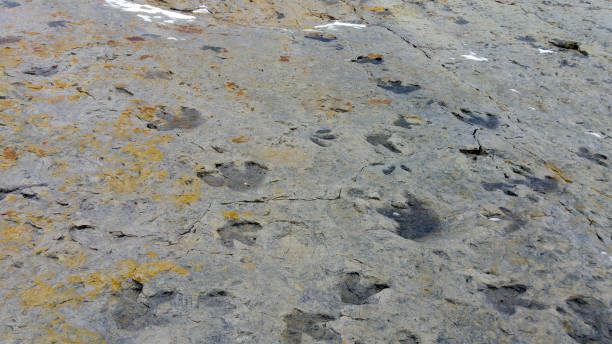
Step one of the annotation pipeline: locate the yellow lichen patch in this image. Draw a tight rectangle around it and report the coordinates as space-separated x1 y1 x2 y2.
43 324 107 344
222 210 240 220
1 146 20 170
253 147 311 168
51 161 67 176
116 259 188 284
24 145 58 157
122 141 164 162
0 99 15 109
146 251 158 258
25 113 53 128
545 162 573 183
58 248 86 268
67 94 82 101
29 95 66 104
20 280 83 310
172 176 200 205
100 166 167 194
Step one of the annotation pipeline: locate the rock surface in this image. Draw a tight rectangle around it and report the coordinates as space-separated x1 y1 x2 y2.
0 0 610 343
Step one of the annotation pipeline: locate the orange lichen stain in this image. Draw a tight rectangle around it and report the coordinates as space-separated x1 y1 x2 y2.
369 98 392 105
242 263 256 269
24 81 45 90
224 82 238 90
221 210 240 220
173 24 203 34
146 251 158 259
231 135 248 143
67 94 82 101
30 95 66 104
139 54 153 60
25 113 53 127
53 79 71 88
1 147 20 169
0 99 15 109
172 176 200 205
279 56 290 62
370 6 390 13
0 113 16 125
403 115 423 123
24 145 58 157
545 162 573 183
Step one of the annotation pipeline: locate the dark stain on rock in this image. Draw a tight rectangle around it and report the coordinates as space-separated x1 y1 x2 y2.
276 11 285 19
563 295 612 344
459 146 488 158
115 86 134 96
393 330 421 344
366 133 401 153
516 35 537 42
577 147 608 167
311 129 337 147
376 79 421 94
305 32 337 42
281 309 341 344
400 165 411 172
377 193 441 240
1 0 20 8
48 20 68 28
0 36 21 44
126 36 145 41
145 70 173 80
351 54 383 65
499 207 527 232
197 290 236 316
201 45 228 53
483 284 547 315
23 65 58 77
197 169 225 187
452 108 499 129
482 182 518 197
550 39 588 56
338 272 389 305
217 221 262 248
383 165 395 175
518 175 558 194
455 17 469 25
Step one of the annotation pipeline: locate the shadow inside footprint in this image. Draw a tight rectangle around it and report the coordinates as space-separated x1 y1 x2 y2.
377 193 441 240
338 272 389 305
453 108 499 129
217 221 262 248
281 309 340 344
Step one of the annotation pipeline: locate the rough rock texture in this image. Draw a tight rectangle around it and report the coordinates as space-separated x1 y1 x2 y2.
0 0 610 343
